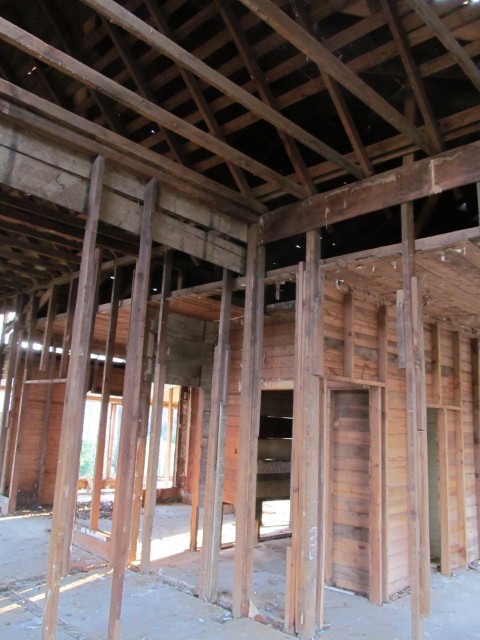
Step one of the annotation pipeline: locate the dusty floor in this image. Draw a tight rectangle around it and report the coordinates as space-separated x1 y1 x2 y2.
1 503 480 639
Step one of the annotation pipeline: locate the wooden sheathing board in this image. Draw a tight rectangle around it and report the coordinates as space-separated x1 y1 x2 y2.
6 381 66 506
330 389 370 596
223 278 480 600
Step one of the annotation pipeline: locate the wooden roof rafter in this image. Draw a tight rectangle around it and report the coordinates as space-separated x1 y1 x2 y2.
406 0 480 93
293 0 374 178
236 0 436 155
142 0 254 197
78 0 365 181
35 0 127 135
0 17 308 200
215 0 318 195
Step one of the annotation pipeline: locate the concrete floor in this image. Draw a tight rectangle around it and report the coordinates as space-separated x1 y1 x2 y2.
1 505 480 639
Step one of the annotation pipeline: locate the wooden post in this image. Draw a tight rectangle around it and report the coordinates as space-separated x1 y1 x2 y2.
412 277 430 618
437 408 451 576
452 332 467 567
129 303 158 564
3 295 39 511
24 294 39 382
471 337 480 556
59 278 78 379
107 178 155 640
128 377 151 564
377 304 389 601
317 376 330 627
163 387 175 484
285 262 304 634
90 265 123 531
296 230 323 638
189 387 204 552
140 251 172 572
369 386 383 605
401 201 429 640
40 285 59 372
232 224 265 618
36 355 57 504
199 268 233 601
0 297 26 497
42 155 105 640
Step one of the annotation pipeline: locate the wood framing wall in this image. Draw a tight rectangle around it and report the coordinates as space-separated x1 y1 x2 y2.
225 283 480 599
1 312 215 513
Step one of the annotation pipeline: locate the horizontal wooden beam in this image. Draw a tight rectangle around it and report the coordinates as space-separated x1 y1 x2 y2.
260 140 480 243
0 121 247 273
0 79 259 223
252 99 480 203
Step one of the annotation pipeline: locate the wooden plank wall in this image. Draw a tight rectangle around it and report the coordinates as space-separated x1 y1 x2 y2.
225 283 479 598
5 313 215 510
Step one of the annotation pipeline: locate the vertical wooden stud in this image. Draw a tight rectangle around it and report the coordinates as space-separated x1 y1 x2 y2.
107 178 155 640
401 200 429 640
0 297 25 494
140 251 172 572
200 268 233 601
472 338 480 557
285 262 304 634
369 386 383 605
452 332 467 567
42 155 105 640
90 265 123 531
188 387 204 552
437 408 451 576
316 376 329 630
290 230 324 638
0 297 27 498
377 304 388 383
40 285 59 372
129 302 158 563
36 355 57 504
59 278 78 380
232 224 265 618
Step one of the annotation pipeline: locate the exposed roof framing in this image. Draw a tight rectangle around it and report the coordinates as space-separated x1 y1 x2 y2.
0 0 477 300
